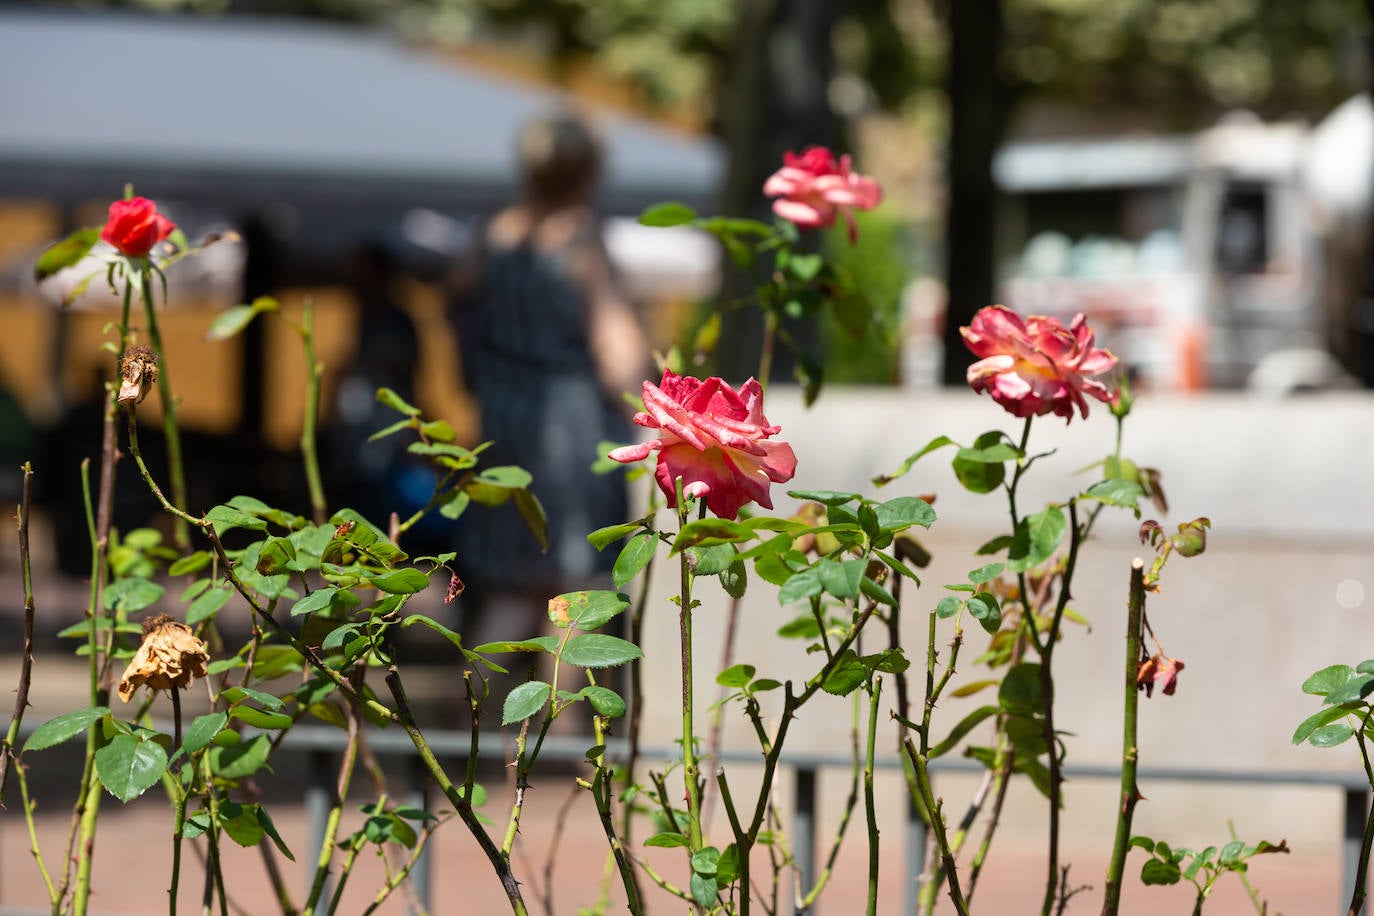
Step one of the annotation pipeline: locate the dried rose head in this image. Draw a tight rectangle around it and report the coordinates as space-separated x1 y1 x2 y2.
1136 652 1185 698
118 614 210 702
118 344 159 406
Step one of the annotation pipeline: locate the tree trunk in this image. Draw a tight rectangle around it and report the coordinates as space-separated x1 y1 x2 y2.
714 0 842 382
940 0 1008 386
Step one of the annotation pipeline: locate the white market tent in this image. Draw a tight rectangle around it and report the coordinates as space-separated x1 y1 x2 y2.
0 6 725 215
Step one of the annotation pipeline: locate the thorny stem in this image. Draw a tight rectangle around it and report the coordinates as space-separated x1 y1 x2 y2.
676 490 705 855
295 300 327 524
864 677 882 916
303 691 361 915
1101 559 1147 916
385 669 529 915
1349 723 1374 916
904 737 969 916
170 687 186 916
0 463 36 803
797 693 864 910
914 611 968 914
1039 499 1083 916
139 267 190 549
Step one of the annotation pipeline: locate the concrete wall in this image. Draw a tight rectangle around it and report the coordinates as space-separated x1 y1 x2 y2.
633 388 1374 855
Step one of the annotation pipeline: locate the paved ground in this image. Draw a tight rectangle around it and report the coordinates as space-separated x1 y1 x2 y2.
0 769 1340 915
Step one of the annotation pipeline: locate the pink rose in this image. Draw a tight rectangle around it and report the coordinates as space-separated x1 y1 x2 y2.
763 147 882 243
608 370 798 520
100 197 175 258
961 305 1118 421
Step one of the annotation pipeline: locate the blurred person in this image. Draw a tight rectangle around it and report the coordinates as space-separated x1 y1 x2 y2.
449 111 649 668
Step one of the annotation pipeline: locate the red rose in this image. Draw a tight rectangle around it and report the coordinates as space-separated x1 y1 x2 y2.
608 370 798 520
763 147 882 243
961 305 1118 422
100 197 175 258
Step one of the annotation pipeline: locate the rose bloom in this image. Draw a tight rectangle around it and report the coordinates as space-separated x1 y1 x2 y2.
961 305 1118 421
609 370 797 520
100 197 175 258
763 147 882 243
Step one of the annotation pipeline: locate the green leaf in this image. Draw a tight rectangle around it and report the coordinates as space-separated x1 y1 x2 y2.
473 636 559 654
1008 506 1067 573
478 466 533 489
1325 674 1374 706
230 707 293 730
716 664 756 689
821 650 868 696
786 490 861 506
935 596 963 619
720 559 748 599
956 443 1021 463
1082 478 1144 515
930 706 998 759
582 686 626 718
1303 665 1355 697
290 587 338 618
690 872 719 908
24 707 110 752
644 832 689 848
754 551 795 587
1141 858 1182 886
104 577 165 614
691 847 721 876
210 734 273 779
999 663 1044 716
873 496 936 532
1309 723 1355 747
860 576 898 606
778 566 823 605
219 802 265 848
966 593 1002 634
206 305 258 341
613 533 657 589
502 681 551 725
952 432 1009 493
95 734 168 802
689 543 737 577
547 590 631 631
35 227 100 283
674 518 752 551
587 522 644 551
376 387 420 416
818 558 864 600
716 843 741 885
1219 840 1245 865
369 568 430 594
560 634 643 668
187 585 233 625
514 488 549 551
639 201 698 227
969 562 1005 584
183 712 228 755
206 505 268 537
168 552 211 576
256 537 297 576
873 435 957 486
1292 706 1353 744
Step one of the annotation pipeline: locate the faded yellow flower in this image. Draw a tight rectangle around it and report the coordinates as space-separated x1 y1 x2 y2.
118 614 210 702
118 344 159 406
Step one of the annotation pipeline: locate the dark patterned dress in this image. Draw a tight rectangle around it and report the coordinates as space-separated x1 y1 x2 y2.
455 231 630 596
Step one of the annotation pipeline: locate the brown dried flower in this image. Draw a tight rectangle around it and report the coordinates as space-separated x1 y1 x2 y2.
118 344 159 406
1136 653 1185 698
118 614 210 702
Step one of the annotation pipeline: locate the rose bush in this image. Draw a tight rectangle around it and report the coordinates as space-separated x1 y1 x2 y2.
609 369 797 519
100 196 175 258
962 303 1118 420
762 146 882 242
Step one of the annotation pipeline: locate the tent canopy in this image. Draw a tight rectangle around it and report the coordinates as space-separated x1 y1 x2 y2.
0 7 725 215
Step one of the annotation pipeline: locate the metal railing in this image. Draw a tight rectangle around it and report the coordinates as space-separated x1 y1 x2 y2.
278 725 1372 915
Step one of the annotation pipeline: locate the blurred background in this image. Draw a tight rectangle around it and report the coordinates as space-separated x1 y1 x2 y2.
3 2 1374 911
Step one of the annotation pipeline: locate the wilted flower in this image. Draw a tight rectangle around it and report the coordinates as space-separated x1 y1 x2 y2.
961 305 1118 421
609 370 797 520
763 147 882 243
100 197 175 259
118 614 210 702
1136 653 1185 698
118 344 159 406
